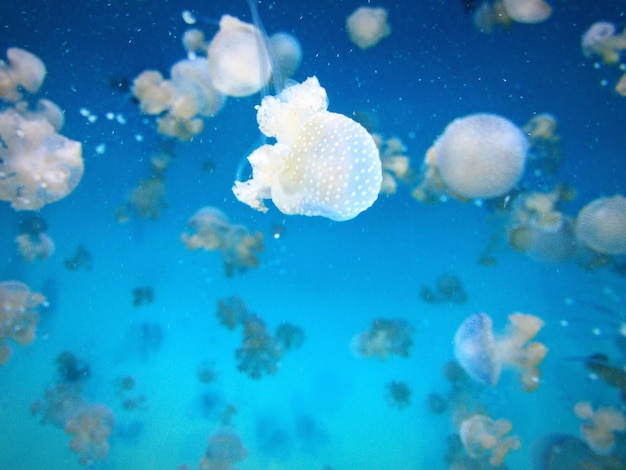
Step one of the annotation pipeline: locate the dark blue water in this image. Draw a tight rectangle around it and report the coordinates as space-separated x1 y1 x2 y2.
1 0 625 468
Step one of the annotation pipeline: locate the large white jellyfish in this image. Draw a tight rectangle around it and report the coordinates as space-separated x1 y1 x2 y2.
233 77 382 221
433 113 528 199
207 15 272 97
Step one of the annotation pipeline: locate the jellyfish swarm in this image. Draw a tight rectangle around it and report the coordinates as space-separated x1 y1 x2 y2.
233 76 382 222
351 318 414 361
65 404 115 466
0 280 47 364
198 428 248 470
576 195 626 256
574 402 626 456
453 312 548 392
459 414 521 466
427 113 528 200
346 6 392 50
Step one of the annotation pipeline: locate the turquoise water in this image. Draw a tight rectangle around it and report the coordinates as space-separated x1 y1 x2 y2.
1 0 626 469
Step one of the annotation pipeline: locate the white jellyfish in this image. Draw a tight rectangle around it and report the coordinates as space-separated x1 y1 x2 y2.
346 6 392 49
268 32 303 80
502 0 552 24
207 15 272 97
433 113 528 199
233 77 382 221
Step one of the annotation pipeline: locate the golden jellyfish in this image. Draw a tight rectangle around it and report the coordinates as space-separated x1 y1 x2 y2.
268 32 303 80
0 47 46 102
502 0 552 24
16 232 56 262
473 1 514 34
454 312 548 392
576 195 626 255
65 404 115 466
375 135 413 195
459 414 521 466
0 280 47 365
207 15 272 97
181 207 232 251
346 6 391 50
574 402 626 455
132 70 176 115
431 113 528 199
616 73 626 97
582 22 626 64
0 108 83 210
233 77 382 221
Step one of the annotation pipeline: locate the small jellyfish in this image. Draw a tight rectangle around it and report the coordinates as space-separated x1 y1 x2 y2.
346 7 391 49
430 113 528 199
384 381 412 409
582 22 626 64
207 15 272 97
268 32 302 80
576 195 626 255
0 47 46 102
459 414 521 466
574 401 626 455
233 77 382 221
454 312 548 391
198 428 248 470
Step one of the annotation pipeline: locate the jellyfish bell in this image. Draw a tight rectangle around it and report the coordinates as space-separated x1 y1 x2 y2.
453 313 501 386
268 32 302 80
1 48 46 100
433 113 528 199
207 15 272 98
576 195 626 255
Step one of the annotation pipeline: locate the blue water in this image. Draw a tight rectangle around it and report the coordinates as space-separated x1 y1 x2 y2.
1 0 626 469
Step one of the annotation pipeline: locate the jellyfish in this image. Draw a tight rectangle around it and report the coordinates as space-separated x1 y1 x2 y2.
346 6 392 49
459 414 521 466
233 77 382 221
507 190 577 263
501 0 552 24
616 72 626 97
65 404 115 466
384 381 412 409
351 318 414 361
574 402 626 455
582 22 626 64
207 15 272 97
429 113 528 200
181 207 232 251
198 428 248 470
0 280 47 365
235 315 283 379
454 312 548 391
268 32 302 80
374 135 414 195
0 107 83 210
0 47 46 102
523 113 562 175
576 195 626 255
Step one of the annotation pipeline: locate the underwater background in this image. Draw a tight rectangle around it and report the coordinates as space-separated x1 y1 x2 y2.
1 0 626 469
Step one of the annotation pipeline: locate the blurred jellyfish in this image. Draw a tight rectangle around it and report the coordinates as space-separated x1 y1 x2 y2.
65 404 115 466
384 381 412 409
420 273 468 304
427 113 528 200
582 22 626 64
207 15 272 97
274 322 305 351
459 414 521 466
502 0 552 24
182 28 207 55
0 280 47 365
508 190 577 263
454 312 548 391
269 32 303 80
523 113 562 175
0 47 46 102
216 296 250 330
574 402 626 455
346 6 391 49
374 135 414 195
198 428 248 470
233 77 382 221
351 318 414 361
473 1 513 33
181 207 232 251
576 195 626 255
236 315 283 379
616 73 626 97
